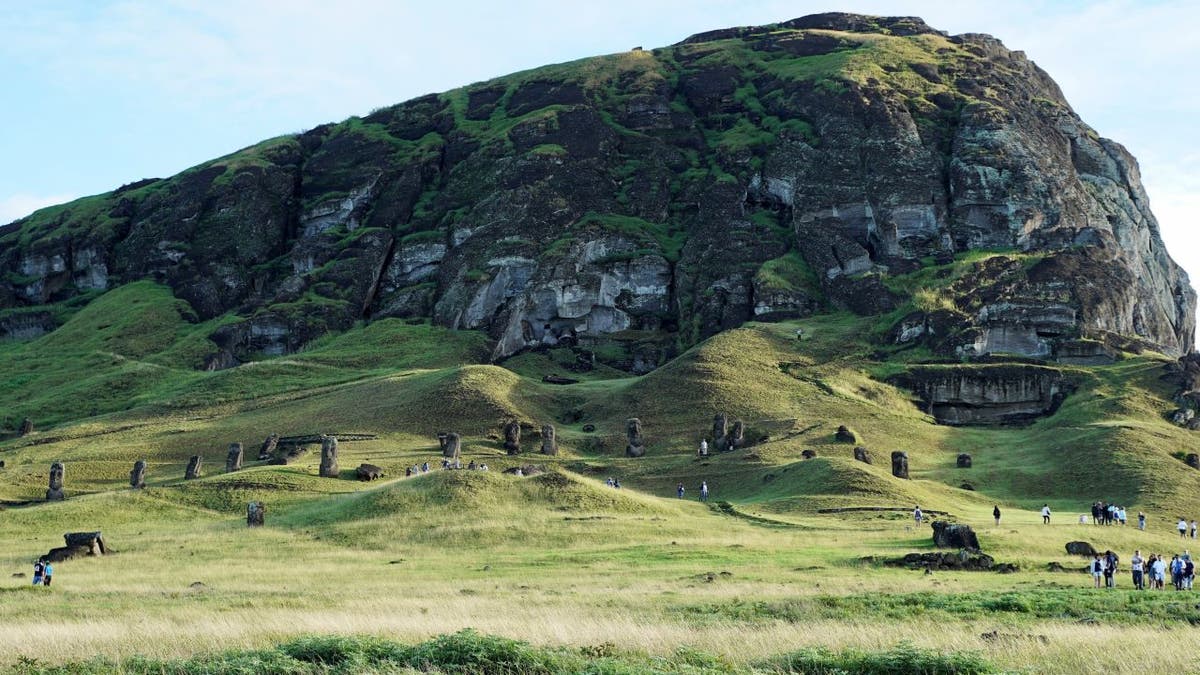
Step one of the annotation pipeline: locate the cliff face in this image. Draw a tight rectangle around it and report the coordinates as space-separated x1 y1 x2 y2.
0 12 1193 367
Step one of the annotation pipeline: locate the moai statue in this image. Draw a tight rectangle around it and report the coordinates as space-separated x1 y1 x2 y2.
46 462 65 500
728 420 745 451
540 424 558 456
853 446 873 464
712 413 728 452
247 501 265 527
18 417 34 436
226 443 244 473
440 432 461 459
503 421 521 455
625 418 646 457
258 434 279 460
891 451 909 479
130 459 146 489
956 453 972 468
185 455 203 480
1187 453 1200 469
801 449 817 459
319 436 339 478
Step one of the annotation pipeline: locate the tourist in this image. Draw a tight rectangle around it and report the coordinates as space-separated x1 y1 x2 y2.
613 479 621 489
698 439 708 457
1118 506 1127 526
606 477 614 488
699 481 709 502
1179 518 1188 538
1091 502 1101 526
405 466 412 477
1090 554 1104 588
1138 512 1146 530
41 561 52 587
468 460 476 470
676 483 685 499
31 559 44 586
993 505 1001 526
1104 550 1118 588
1131 550 1145 590
1152 555 1167 590
1172 555 1185 590
1186 554 1195 590
1192 520 1197 539
1041 504 1051 524
913 506 923 525
480 463 488 471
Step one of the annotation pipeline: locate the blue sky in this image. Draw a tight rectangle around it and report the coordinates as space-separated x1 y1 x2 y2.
1 0 1196 286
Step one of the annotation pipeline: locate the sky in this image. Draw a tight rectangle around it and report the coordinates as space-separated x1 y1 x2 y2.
1 0 1196 287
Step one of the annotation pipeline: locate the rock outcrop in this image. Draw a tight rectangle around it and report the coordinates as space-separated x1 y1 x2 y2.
889 365 1073 425
0 13 1189 367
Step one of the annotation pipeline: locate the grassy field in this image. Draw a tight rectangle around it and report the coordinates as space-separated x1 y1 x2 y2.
2 286 1200 673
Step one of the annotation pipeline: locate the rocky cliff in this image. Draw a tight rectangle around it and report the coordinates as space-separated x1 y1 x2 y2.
0 12 1193 369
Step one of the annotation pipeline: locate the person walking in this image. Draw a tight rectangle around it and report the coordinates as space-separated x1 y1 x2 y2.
1104 550 1118 588
913 506 924 525
1131 550 1145 590
698 439 708 457
1138 512 1146 530
699 481 709 502
1179 518 1189 538
1041 504 1051 524
676 483 685 499
31 559 44 586
1186 555 1195 590
41 561 53 587
1172 555 1185 590
993 505 1001 526
1119 506 1127 526
1090 555 1104 588
1152 555 1167 590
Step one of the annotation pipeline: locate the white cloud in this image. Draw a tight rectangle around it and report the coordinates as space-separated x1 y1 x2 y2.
0 194 78 226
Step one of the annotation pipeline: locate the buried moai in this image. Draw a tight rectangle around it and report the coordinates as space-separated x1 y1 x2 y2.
625 418 646 457
727 420 745 451
130 459 146 489
956 453 972 468
319 436 339 478
258 434 279 461
712 413 728 450
247 501 265 527
185 455 203 480
1188 453 1200 470
540 424 558 456
891 451 909 479
226 443 244 473
503 420 522 455
438 432 462 459
46 462 65 500
853 446 873 464
18 417 34 437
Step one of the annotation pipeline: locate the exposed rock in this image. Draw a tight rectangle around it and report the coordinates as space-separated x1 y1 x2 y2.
225 443 244 473
889 365 1073 425
185 455 202 480
834 425 857 443
625 418 646 457
319 436 339 478
853 446 872 464
540 424 558 455
356 464 384 481
45 461 65 500
439 432 462 458
18 418 33 437
503 420 522 455
931 521 981 552
247 501 265 527
130 459 146 489
801 449 817 459
890 451 909 479
258 434 279 460
956 453 972 468
1065 541 1098 557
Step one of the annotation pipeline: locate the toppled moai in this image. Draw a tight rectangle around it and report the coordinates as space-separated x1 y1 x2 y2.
46 462 65 500
319 436 339 478
226 443 244 473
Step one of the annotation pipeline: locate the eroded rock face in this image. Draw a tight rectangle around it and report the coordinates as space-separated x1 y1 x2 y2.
889 365 1073 425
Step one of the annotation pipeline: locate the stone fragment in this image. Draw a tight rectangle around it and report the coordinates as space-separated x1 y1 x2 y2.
891 451 909 479
46 461 65 500
185 455 202 480
853 446 872 464
503 420 522 455
258 434 279 460
625 418 645 457
356 464 384 481
130 459 146 489
931 521 981 552
226 443 244 472
540 424 558 455
319 436 339 477
247 501 265 527
956 453 972 468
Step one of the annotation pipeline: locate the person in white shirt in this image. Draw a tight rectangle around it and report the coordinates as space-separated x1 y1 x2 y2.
1179 518 1188 538
1041 504 1051 524
913 506 923 525
1131 550 1145 590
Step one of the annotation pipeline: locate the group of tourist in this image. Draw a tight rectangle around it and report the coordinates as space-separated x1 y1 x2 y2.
404 460 491 477
676 481 710 502
1098 550 1197 591
30 558 52 586
1085 502 1131 526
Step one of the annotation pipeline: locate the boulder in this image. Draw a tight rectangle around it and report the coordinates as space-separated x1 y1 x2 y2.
46 461 65 500
247 501 265 527
257 434 279 460
956 453 972 468
801 449 817 459
356 464 384 481
503 420 521 455
625 418 646 457
1065 541 1098 557
890 451 909 479
319 436 339 478
540 424 558 455
226 443 244 472
853 446 872 464
931 521 981 552
130 459 146 489
185 455 202 480
835 425 857 443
